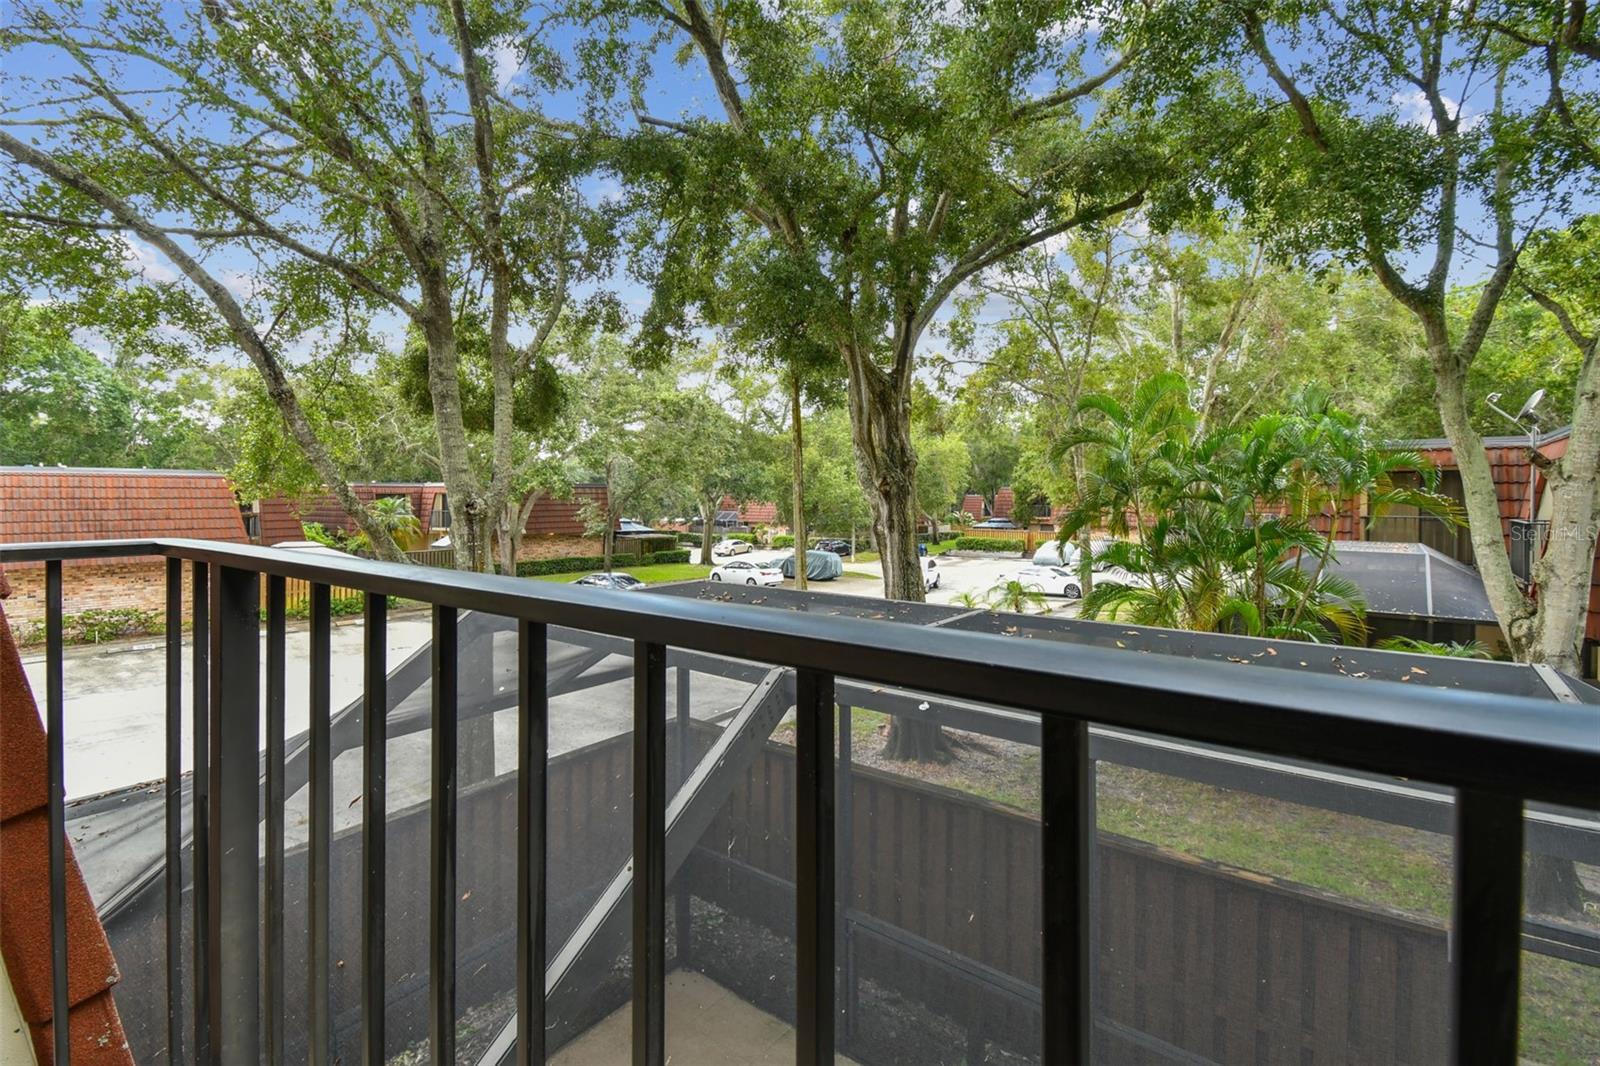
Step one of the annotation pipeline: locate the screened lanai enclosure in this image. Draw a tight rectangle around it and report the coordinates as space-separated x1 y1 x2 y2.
61 581 1600 1065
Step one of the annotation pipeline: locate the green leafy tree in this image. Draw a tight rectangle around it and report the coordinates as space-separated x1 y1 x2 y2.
1 0 611 569
1170 0 1600 673
598 0 1172 614
1 303 136 465
1060 378 1457 644
654 388 769 566
913 430 971 538
0 299 234 469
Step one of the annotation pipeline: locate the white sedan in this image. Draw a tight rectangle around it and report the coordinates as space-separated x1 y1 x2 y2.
1012 565 1083 598
713 538 753 556
710 558 784 586
921 556 942 590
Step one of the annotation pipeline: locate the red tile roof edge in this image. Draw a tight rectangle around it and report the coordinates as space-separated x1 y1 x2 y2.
0 584 134 1064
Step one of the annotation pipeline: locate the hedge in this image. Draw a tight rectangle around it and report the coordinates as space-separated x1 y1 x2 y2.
953 536 1027 553
516 549 691 577
718 532 757 543
770 534 795 548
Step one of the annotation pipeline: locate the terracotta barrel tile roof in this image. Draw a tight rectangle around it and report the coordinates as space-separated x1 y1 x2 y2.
1 469 247 566
717 496 779 525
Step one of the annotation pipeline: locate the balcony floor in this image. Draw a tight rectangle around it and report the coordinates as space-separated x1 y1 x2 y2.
551 971 861 1065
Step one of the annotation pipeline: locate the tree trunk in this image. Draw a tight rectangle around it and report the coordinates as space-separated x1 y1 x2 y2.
1528 340 1600 675
792 374 808 591
847 370 923 603
844 358 946 760
699 498 715 566
1427 333 1539 656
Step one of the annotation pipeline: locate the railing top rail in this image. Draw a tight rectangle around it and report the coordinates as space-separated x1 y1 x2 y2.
6 537 1598 807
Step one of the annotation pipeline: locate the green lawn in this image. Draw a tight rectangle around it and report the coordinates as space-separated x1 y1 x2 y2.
778 713 1599 1063
844 538 957 564
528 562 712 584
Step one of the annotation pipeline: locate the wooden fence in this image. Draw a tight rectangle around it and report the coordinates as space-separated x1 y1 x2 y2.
688 732 1452 1065
404 547 457 569
101 718 1457 1064
256 549 457 616
957 527 1046 552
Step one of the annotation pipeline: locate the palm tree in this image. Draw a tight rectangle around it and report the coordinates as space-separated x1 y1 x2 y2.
1051 372 1196 597
369 496 422 543
1063 379 1407 645
1376 636 1493 659
986 579 1051 615
950 589 987 609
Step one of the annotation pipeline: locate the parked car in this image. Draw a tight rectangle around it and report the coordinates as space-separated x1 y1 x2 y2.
1032 537 1122 570
573 572 646 591
713 537 753 556
779 551 844 580
813 537 853 557
921 556 942 590
1011 566 1082 598
710 558 784 586
971 516 1019 529
615 518 655 535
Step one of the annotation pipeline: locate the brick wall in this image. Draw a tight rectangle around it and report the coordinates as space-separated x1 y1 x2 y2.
2 561 185 628
515 535 605 561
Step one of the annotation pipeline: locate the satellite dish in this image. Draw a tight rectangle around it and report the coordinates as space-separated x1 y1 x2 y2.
1517 389 1546 422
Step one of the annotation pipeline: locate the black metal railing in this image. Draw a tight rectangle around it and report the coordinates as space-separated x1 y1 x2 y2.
7 538 1600 1066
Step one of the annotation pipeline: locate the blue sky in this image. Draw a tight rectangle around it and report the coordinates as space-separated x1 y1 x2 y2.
3 1 1591 384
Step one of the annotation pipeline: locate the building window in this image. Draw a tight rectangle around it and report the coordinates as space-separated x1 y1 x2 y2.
431 493 452 529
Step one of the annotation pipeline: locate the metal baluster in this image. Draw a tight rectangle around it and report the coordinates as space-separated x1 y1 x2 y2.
361 591 387 1065
795 669 836 1066
632 642 667 1066
839 705 856 1047
190 561 211 1063
517 621 549 1066
164 558 183 1064
1453 790 1524 1064
264 575 286 1064
45 561 69 1066
674 664 692 969
431 605 459 1063
209 566 259 1060
1041 716 1090 1065
308 584 332 1066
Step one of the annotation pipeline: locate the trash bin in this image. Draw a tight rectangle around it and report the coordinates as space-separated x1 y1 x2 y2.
918 542 928 556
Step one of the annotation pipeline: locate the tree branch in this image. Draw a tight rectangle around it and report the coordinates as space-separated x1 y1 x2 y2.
1011 52 1133 119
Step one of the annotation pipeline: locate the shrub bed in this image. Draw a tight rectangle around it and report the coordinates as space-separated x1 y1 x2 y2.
770 534 795 548
15 607 164 647
516 549 691 577
953 536 1027 553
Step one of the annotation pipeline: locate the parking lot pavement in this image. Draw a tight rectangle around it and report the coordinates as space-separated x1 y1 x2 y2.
27 611 757 819
708 546 1077 615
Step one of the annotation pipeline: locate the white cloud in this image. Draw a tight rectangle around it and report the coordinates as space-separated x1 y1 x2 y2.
119 236 179 283
1391 89 1483 133
221 269 259 301
488 41 520 92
